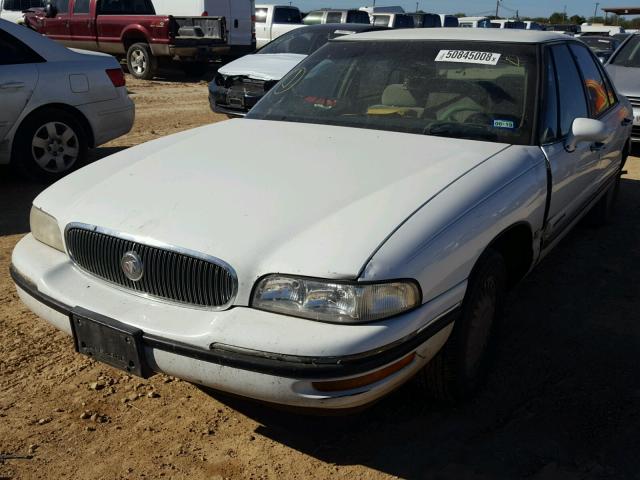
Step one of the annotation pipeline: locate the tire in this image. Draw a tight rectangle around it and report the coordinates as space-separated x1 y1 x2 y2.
181 62 208 78
12 108 88 182
126 42 157 80
417 249 507 403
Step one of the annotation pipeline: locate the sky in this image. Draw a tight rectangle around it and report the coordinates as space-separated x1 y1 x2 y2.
288 1 625 19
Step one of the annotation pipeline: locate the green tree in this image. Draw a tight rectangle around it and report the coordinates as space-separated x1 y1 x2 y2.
549 11 565 24
569 14 586 24
454 12 466 17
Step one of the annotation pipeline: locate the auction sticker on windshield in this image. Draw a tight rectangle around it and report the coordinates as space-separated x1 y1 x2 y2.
435 50 501 65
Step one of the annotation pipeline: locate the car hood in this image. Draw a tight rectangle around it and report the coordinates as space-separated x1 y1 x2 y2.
605 64 640 97
216 53 307 81
36 120 508 303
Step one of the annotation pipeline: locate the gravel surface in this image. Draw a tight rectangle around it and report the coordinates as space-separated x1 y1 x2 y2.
1 73 640 480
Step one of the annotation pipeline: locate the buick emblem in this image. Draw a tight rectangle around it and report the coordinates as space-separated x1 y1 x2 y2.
121 251 144 282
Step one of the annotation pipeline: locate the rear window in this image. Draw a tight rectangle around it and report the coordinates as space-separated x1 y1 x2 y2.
423 14 441 28
97 0 155 15
273 7 301 24
394 15 413 29
1 0 43 10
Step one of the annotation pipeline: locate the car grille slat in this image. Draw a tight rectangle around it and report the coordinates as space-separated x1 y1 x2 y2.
627 96 640 108
65 226 236 308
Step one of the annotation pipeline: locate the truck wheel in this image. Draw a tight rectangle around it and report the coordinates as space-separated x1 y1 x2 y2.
417 249 506 403
181 62 208 78
127 43 157 80
13 108 88 182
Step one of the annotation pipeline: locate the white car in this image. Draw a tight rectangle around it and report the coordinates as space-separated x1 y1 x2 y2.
12 29 632 410
0 19 134 180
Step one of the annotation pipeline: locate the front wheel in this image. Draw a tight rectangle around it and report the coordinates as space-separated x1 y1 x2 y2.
126 42 157 80
417 249 507 403
13 108 88 182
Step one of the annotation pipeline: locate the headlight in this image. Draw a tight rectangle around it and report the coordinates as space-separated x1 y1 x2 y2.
30 206 64 252
252 275 421 324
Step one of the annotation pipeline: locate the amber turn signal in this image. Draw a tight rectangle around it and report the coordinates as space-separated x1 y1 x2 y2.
312 353 416 393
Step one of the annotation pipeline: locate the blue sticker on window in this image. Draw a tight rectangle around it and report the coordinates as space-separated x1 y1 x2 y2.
493 119 516 129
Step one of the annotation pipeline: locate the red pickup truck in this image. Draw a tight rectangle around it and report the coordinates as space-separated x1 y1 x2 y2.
24 0 227 79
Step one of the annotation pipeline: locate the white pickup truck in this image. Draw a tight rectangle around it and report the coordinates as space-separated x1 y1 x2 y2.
254 4 303 49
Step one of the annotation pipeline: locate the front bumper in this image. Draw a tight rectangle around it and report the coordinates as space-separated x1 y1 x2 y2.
11 235 460 409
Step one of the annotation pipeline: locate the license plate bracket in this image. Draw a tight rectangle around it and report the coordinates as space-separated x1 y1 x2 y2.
227 90 245 108
70 307 149 378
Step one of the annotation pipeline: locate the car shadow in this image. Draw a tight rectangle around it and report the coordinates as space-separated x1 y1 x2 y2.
206 173 640 479
0 146 129 236
123 61 226 84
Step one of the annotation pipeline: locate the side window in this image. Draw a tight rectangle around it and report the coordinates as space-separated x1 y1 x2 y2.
303 11 323 25
53 0 69 13
98 0 154 15
3 0 44 10
540 48 559 143
73 0 90 14
569 43 611 117
326 12 342 23
0 30 43 65
373 15 390 27
551 44 588 138
595 58 618 107
255 7 267 23
273 7 301 24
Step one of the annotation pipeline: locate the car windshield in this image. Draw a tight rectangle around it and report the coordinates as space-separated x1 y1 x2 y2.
610 35 640 67
259 28 336 55
581 37 617 52
247 40 538 145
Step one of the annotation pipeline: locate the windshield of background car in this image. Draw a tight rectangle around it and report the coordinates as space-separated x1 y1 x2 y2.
247 40 538 145
610 35 640 67
259 28 334 55
582 37 617 52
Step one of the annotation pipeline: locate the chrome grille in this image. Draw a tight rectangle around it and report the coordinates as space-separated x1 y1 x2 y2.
627 96 640 108
65 226 237 308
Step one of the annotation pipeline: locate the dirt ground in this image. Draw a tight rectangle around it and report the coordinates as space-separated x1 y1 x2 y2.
1 73 640 480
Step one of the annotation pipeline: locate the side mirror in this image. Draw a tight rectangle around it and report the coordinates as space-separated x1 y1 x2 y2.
565 118 609 152
44 2 57 18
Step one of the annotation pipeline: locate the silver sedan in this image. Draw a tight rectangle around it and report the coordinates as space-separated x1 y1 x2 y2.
0 18 134 181
606 33 640 142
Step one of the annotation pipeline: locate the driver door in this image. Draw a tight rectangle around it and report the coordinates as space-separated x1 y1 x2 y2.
43 0 71 45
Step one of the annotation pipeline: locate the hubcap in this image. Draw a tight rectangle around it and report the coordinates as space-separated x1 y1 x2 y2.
130 49 147 75
31 121 79 173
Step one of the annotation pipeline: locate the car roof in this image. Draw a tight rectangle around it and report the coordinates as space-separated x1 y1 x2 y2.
337 27 572 44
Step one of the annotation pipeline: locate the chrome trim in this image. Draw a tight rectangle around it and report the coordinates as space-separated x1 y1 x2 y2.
63 222 238 311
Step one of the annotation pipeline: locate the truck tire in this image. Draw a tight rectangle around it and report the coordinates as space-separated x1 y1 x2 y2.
126 42 157 80
416 249 506 403
13 107 88 182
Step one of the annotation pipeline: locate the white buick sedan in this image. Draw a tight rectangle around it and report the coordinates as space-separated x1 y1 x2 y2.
12 29 632 410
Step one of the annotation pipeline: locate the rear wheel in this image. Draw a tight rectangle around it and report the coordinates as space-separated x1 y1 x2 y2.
417 249 506 403
13 108 88 182
126 42 157 80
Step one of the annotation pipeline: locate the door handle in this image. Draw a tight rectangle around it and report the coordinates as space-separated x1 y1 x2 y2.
621 117 633 126
590 142 606 152
0 82 25 89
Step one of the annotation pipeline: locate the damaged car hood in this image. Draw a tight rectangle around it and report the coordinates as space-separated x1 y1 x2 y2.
217 53 307 81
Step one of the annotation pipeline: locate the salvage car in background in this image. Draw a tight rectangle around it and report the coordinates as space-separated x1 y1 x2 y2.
12 29 631 410
580 35 621 63
371 12 414 29
210 23 384 116
606 33 640 142
0 18 133 180
303 9 370 25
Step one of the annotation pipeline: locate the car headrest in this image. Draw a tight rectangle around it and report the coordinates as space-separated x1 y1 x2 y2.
381 84 417 107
